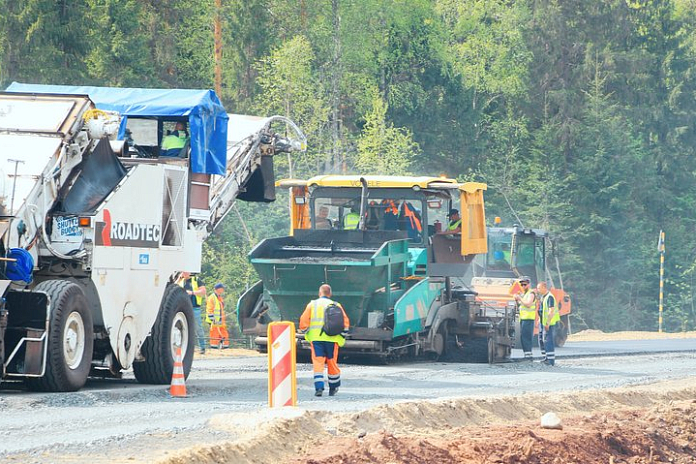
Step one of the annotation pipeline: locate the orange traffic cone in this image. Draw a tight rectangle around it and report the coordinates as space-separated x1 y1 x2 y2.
170 345 187 398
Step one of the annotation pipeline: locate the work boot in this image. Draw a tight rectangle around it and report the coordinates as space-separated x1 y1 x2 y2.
329 388 339 397
315 389 323 397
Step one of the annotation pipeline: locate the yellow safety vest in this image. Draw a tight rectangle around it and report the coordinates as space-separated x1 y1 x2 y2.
518 289 537 320
178 276 203 306
447 219 461 231
305 298 346 347
343 212 360 229
541 292 560 326
162 132 187 150
207 294 224 325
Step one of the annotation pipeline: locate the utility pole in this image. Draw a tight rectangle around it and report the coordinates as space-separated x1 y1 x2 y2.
658 230 665 333
214 0 223 97
330 0 343 173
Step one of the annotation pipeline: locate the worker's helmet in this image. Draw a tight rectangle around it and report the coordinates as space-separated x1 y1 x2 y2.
518 276 531 284
447 208 459 217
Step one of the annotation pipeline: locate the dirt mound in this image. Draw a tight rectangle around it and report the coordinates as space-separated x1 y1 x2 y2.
324 379 696 436
295 403 696 463
159 379 696 464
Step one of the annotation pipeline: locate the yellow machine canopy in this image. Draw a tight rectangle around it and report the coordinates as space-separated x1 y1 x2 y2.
277 175 487 257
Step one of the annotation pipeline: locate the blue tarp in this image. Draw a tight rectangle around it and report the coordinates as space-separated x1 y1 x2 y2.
6 82 228 175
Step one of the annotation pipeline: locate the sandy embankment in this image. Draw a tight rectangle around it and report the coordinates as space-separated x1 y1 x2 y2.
569 329 696 342
161 378 696 464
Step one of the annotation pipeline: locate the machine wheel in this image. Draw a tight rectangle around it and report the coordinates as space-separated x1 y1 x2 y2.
26 280 94 392
133 284 195 384
554 315 569 347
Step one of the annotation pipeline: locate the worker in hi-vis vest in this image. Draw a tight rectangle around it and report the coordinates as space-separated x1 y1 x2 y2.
343 207 360 229
299 284 350 397
537 281 560 366
514 276 537 360
206 283 229 349
439 208 461 234
161 121 188 157
177 272 207 354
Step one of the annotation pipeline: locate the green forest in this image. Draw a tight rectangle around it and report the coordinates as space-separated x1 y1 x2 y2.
2 0 696 333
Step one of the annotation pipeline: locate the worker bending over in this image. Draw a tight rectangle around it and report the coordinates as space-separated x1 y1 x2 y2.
300 284 350 397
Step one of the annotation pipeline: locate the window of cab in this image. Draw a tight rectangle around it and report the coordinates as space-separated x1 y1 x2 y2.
309 187 457 246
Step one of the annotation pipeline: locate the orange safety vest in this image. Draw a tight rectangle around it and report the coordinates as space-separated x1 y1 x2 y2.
383 199 399 215
401 202 422 232
206 294 225 326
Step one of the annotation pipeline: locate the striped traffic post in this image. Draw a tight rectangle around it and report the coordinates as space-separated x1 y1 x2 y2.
267 321 297 407
658 230 665 333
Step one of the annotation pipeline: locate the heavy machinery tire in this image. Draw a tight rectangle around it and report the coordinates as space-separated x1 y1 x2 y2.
26 280 93 392
133 284 195 384
554 316 569 347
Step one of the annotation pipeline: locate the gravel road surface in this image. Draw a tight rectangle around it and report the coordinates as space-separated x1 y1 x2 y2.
1 339 695 463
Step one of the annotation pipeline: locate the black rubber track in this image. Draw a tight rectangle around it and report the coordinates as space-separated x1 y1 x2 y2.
133 284 195 384
25 280 94 392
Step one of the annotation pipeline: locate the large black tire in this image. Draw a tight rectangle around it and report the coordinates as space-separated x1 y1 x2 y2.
26 280 94 392
133 284 195 384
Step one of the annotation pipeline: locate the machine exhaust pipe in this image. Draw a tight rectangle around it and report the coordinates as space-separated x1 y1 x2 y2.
358 177 368 231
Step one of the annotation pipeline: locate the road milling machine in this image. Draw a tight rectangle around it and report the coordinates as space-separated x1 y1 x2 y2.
238 176 516 363
470 220 572 347
0 84 305 391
